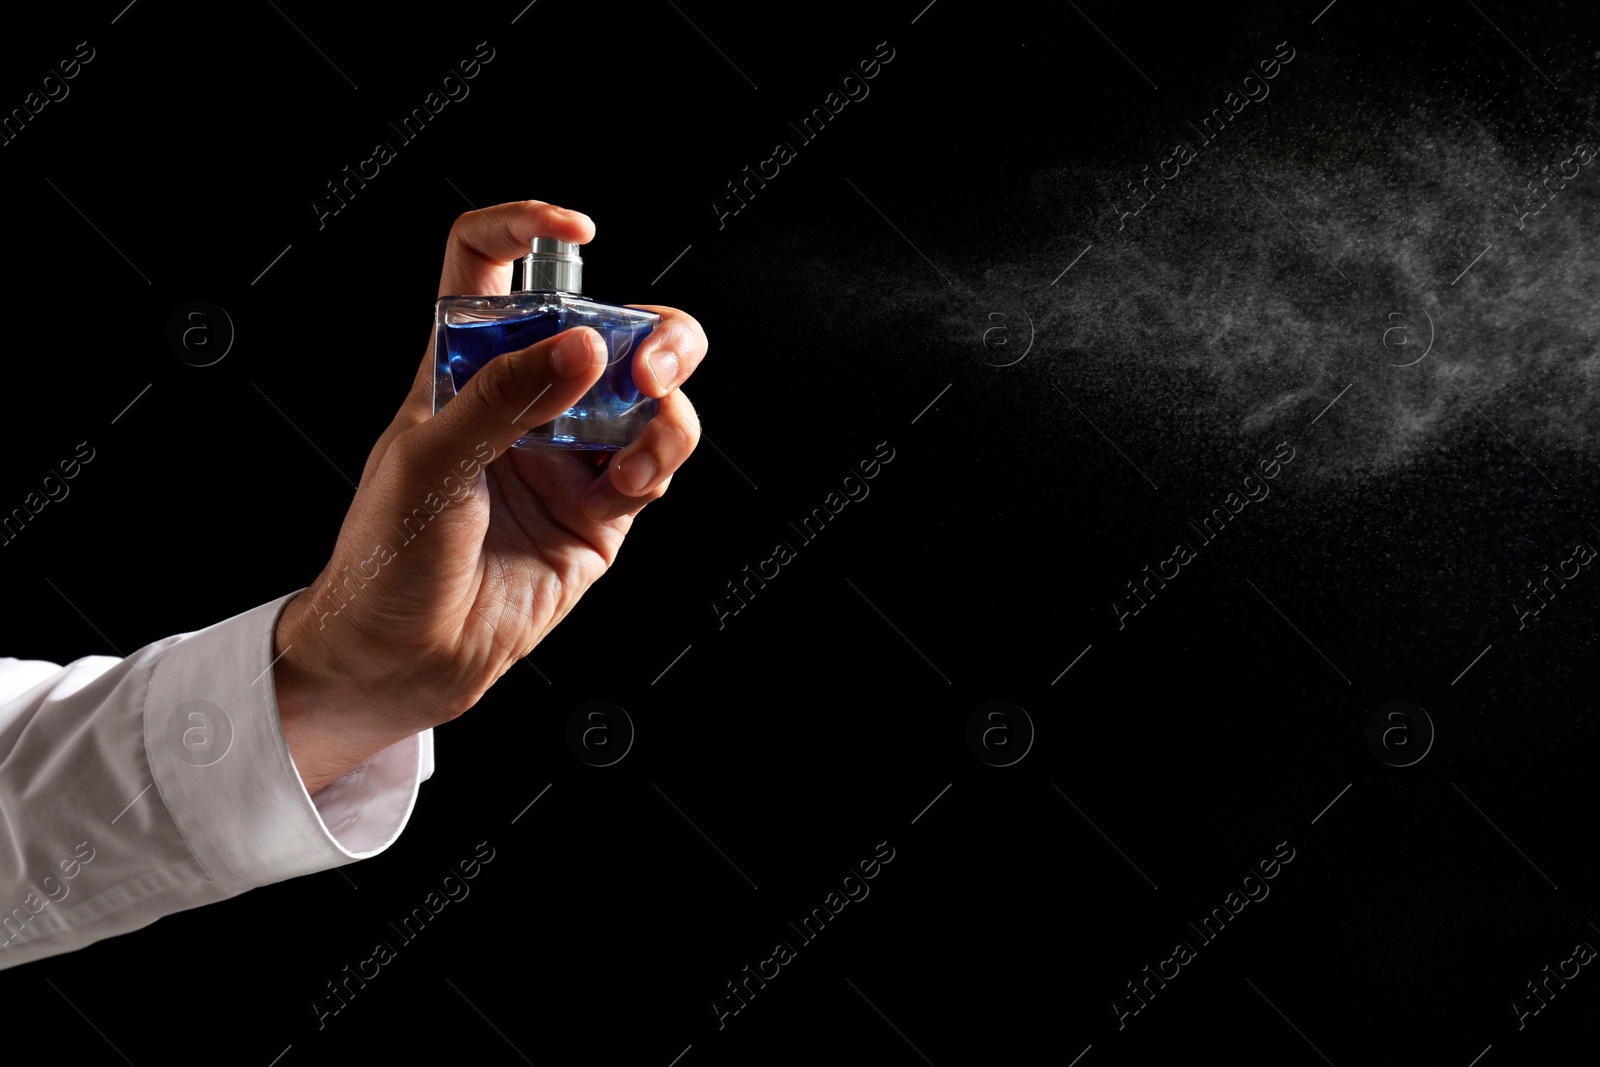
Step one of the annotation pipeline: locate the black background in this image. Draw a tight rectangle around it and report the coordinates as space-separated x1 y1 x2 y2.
3 1 1599 1063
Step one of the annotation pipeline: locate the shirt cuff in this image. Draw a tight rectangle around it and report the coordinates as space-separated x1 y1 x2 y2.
142 590 433 892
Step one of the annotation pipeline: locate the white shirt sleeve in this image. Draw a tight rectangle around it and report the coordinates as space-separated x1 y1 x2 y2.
0 589 435 970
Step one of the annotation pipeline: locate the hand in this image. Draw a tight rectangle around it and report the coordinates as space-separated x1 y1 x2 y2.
272 200 707 794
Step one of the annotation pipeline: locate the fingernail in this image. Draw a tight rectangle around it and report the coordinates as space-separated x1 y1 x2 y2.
581 483 610 521
615 451 657 494
646 350 680 392
553 329 603 379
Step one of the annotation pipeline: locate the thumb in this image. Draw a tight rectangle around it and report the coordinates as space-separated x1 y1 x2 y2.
413 325 607 473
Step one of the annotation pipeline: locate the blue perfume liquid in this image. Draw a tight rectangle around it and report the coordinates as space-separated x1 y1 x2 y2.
434 293 660 451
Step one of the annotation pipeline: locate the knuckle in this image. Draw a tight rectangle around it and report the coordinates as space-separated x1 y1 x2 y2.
662 316 705 358
658 412 695 458
672 311 708 354
383 428 426 471
687 314 709 353
675 396 702 450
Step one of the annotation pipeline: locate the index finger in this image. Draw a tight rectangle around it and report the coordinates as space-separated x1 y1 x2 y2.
438 200 596 298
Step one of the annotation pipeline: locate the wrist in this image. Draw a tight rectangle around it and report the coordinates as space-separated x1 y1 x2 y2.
271 588 440 794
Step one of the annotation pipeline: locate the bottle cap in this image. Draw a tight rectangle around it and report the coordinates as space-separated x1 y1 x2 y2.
524 237 583 293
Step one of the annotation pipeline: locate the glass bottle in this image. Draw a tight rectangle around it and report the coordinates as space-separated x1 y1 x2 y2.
434 238 661 450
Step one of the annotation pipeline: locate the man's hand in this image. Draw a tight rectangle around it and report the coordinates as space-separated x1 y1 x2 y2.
272 200 707 794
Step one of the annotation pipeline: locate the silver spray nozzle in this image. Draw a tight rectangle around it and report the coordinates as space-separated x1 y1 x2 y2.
524 237 583 293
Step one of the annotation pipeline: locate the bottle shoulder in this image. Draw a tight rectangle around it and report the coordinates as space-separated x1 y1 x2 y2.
436 290 661 327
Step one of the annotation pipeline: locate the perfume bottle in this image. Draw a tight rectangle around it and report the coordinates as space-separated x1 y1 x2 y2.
434 238 661 450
